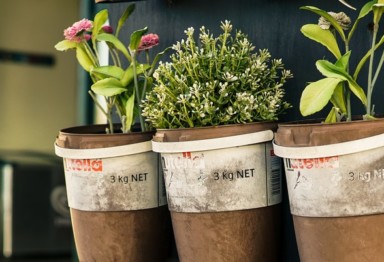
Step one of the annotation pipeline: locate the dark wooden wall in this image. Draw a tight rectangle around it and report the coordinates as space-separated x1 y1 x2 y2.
104 1 382 260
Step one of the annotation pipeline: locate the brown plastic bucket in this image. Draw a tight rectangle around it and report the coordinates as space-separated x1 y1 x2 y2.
153 122 283 262
55 124 170 261
274 119 384 262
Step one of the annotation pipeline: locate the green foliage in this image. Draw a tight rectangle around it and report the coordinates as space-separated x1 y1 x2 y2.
55 4 167 133
142 21 293 129
299 1 384 122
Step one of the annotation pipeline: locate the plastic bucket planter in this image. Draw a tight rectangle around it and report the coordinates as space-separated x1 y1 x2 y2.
152 123 283 262
54 125 169 261
273 120 384 261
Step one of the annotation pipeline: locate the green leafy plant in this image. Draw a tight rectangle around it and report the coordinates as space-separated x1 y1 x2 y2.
141 21 292 129
299 0 384 122
55 4 168 133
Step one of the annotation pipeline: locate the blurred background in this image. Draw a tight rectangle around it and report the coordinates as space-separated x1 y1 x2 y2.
0 0 380 261
0 1 92 261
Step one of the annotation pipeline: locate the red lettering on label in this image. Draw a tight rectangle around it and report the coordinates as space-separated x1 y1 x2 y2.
183 152 192 159
65 159 103 172
285 157 339 170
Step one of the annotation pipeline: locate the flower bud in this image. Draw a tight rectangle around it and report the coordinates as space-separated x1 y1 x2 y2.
102 25 114 34
138 33 159 51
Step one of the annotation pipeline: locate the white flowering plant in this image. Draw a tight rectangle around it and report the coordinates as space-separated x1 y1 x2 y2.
55 4 168 133
141 21 292 129
299 0 384 122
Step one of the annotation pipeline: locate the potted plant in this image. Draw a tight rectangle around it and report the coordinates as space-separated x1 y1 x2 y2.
53 4 171 261
141 21 292 261
273 1 384 260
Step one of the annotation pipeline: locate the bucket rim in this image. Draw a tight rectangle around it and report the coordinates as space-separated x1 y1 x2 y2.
152 130 274 153
54 140 152 159
273 132 384 159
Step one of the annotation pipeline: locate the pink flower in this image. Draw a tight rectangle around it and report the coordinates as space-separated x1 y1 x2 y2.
138 33 159 51
64 19 93 43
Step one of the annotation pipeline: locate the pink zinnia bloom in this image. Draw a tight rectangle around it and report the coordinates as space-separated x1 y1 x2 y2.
138 33 159 51
64 19 93 43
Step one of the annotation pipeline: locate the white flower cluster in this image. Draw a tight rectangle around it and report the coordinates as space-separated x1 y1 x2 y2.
142 21 292 128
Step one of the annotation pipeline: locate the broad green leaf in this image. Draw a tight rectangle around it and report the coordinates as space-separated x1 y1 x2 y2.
91 78 126 96
121 64 150 86
325 107 338 123
348 1 376 41
129 27 148 51
373 2 384 24
116 4 135 37
124 92 135 130
55 40 77 51
359 1 377 18
316 60 367 105
300 6 346 41
330 82 347 114
301 24 341 59
91 66 124 80
354 35 384 80
92 9 109 47
76 47 94 72
150 46 172 74
300 78 343 116
96 33 130 60
335 51 351 70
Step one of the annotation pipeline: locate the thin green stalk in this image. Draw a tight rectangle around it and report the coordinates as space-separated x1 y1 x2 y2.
367 24 379 116
83 41 99 68
107 97 116 133
141 50 152 101
372 49 384 88
345 40 352 121
112 49 121 67
346 91 351 121
132 52 146 132
88 90 114 133
141 77 148 101
109 49 118 67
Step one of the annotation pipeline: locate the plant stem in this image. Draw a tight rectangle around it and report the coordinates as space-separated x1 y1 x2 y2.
132 52 146 132
372 49 384 89
83 41 99 67
345 41 352 121
367 23 379 116
88 90 107 115
141 50 151 101
88 90 114 133
346 91 351 121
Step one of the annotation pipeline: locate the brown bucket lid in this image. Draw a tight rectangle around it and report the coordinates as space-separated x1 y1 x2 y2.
55 124 154 149
153 122 277 142
275 118 384 147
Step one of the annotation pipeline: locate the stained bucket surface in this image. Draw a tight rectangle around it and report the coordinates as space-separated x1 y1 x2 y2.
274 120 384 262
153 123 283 262
274 133 384 217
55 141 166 211
153 130 281 213
54 125 170 261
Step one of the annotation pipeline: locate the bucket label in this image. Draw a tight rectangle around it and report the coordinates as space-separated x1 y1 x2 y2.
63 151 167 211
161 142 282 213
284 146 384 217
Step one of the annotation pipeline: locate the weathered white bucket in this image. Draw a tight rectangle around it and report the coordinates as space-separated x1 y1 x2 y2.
273 133 384 217
55 141 167 211
152 130 282 213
